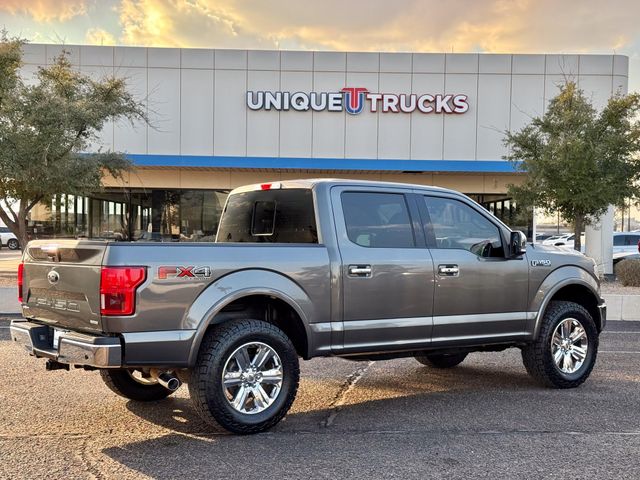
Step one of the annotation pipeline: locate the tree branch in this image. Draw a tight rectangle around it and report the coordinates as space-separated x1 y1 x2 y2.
0 202 16 229
26 195 44 213
1 199 19 223
51 125 87 164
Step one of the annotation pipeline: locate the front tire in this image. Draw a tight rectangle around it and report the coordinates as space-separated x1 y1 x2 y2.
522 301 598 388
415 352 468 368
7 238 19 250
189 319 300 434
100 369 174 401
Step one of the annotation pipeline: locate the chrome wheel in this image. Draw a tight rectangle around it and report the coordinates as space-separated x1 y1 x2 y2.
222 342 283 415
551 318 588 374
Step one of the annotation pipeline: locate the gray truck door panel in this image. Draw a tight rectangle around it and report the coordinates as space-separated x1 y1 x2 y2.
419 194 530 344
331 186 434 352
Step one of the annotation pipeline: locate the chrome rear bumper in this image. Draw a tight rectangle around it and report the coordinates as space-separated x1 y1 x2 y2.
9 320 121 368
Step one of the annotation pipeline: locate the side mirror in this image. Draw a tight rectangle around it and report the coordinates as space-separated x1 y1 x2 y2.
510 231 527 257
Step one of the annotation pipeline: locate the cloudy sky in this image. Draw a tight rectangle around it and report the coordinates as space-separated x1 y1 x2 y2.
1 0 638 90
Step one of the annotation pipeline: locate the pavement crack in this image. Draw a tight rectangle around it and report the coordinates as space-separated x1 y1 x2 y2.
320 361 373 428
79 438 106 480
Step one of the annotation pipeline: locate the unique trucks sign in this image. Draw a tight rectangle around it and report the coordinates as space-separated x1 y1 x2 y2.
247 87 469 115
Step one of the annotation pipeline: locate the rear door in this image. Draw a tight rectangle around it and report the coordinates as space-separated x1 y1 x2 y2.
22 240 107 332
332 186 434 352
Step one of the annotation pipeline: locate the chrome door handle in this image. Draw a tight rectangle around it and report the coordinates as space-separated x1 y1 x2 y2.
348 265 372 277
438 264 459 276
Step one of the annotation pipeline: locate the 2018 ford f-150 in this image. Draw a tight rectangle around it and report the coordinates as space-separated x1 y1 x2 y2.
10 179 606 434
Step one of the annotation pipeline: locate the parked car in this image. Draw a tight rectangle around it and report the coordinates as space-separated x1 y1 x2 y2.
552 234 575 247
541 233 572 245
535 232 554 242
10 179 606 434
0 226 20 250
612 232 640 264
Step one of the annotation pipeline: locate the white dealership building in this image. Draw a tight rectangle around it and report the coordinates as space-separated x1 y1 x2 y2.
22 44 628 271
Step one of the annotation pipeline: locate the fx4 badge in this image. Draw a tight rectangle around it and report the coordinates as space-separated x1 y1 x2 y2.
531 259 552 267
157 265 212 280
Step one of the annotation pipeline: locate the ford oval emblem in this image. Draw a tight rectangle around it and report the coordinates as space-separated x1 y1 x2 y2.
47 270 60 285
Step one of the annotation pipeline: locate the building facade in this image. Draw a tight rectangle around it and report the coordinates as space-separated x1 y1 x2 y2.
22 44 628 246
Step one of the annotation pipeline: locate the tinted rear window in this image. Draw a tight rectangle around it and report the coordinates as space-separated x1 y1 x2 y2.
216 189 318 243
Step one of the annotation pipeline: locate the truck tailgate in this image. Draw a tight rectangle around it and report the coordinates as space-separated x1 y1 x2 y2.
22 240 107 332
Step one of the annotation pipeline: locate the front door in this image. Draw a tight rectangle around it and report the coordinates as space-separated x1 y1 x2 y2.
332 186 434 353
419 194 530 345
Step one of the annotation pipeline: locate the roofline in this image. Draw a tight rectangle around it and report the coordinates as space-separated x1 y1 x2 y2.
27 43 630 60
229 178 463 196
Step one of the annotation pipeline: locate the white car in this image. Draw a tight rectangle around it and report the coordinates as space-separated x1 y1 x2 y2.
0 226 20 250
542 233 572 245
542 233 588 252
612 232 640 263
550 234 575 247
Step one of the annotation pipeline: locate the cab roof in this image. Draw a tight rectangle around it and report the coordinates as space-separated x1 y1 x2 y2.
230 178 461 196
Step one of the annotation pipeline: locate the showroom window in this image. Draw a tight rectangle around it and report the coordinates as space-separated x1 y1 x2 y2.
28 189 229 242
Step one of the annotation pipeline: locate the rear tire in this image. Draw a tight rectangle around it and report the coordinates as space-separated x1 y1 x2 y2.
415 352 468 368
7 238 19 250
189 319 300 434
522 300 598 388
100 369 174 401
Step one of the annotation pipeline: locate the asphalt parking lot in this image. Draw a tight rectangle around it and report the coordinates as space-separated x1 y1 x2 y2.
1 318 639 480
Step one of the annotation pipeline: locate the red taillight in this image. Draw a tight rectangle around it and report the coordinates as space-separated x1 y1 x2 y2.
100 266 146 316
17 262 24 304
260 183 272 190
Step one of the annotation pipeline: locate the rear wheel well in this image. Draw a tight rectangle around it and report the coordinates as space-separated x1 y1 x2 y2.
210 295 309 358
547 284 602 331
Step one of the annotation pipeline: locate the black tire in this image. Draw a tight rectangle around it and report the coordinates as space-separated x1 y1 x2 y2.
522 300 598 388
189 319 300 435
100 369 174 401
7 239 19 250
415 352 468 368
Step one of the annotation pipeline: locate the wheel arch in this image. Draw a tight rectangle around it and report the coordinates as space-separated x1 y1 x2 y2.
184 270 315 366
530 267 603 340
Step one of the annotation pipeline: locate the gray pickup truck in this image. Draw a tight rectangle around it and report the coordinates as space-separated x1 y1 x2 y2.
11 179 606 434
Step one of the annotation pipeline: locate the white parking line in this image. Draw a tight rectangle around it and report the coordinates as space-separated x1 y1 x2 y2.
600 350 640 354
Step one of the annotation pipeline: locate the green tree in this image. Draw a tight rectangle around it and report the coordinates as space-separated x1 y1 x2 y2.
504 80 640 251
0 34 146 248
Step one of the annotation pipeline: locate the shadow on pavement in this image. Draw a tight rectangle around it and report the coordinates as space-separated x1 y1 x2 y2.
101 360 640 479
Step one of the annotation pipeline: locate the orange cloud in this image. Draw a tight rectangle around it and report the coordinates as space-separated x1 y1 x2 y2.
113 0 640 54
0 0 87 22
117 0 271 48
85 27 116 46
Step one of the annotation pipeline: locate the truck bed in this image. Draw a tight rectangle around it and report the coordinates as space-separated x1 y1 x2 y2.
21 240 331 335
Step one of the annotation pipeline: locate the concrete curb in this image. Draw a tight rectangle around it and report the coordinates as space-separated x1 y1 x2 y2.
601 294 640 321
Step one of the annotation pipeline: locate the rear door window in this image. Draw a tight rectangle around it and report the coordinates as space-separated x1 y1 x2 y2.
614 235 626 246
626 235 640 246
341 192 415 248
216 189 318 243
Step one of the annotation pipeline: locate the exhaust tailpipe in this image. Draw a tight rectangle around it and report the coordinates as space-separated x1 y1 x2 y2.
151 371 181 391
